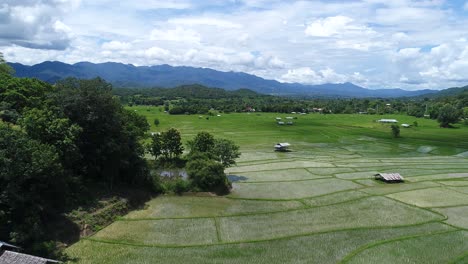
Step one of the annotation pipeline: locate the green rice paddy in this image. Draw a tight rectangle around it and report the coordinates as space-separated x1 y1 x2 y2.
66 109 468 263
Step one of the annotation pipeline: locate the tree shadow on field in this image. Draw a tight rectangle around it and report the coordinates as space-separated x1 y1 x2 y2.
227 175 249 182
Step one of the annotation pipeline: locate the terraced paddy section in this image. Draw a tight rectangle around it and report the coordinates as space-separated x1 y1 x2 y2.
93 218 218 246
218 196 444 243
226 160 335 173
432 206 468 229
387 187 468 208
228 168 329 182
123 196 304 219
229 178 361 200
66 223 454 264
65 111 468 263
345 231 468 264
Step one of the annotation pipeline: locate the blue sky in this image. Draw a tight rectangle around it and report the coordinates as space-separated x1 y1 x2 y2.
1 0 468 90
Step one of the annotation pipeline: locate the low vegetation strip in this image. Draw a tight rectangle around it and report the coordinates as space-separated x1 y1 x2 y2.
93 218 218 246
122 196 303 219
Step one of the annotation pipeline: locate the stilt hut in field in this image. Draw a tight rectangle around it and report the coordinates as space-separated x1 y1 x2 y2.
374 173 404 183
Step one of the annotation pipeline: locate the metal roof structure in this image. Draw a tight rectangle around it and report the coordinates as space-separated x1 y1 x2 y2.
0 251 60 264
0 241 20 250
374 173 404 182
274 143 291 151
378 119 398 123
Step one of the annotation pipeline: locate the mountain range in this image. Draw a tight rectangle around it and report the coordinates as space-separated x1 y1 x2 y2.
9 61 438 98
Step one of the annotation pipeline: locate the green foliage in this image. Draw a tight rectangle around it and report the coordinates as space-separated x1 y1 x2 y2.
462 107 468 118
391 124 400 138
186 157 230 194
212 138 240 167
187 132 240 168
0 52 14 76
188 131 215 153
0 124 67 255
0 75 152 257
413 121 418 127
437 104 461 127
161 128 184 159
172 178 191 195
154 118 160 126
54 78 150 187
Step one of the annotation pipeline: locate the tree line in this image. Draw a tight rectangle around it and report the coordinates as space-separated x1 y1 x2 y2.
114 84 468 127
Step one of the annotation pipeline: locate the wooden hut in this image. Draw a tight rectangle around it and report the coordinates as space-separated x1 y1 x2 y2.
374 173 404 183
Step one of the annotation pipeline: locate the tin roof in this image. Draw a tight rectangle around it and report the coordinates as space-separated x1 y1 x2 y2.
0 251 59 264
375 173 404 181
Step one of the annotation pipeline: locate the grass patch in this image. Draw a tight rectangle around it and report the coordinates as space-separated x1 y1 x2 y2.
93 218 217 246
432 206 468 229
218 196 443 242
302 190 370 207
230 168 327 182
123 195 303 219
346 231 468 264
387 187 468 207
438 180 468 187
228 178 361 200
360 181 440 195
227 160 335 173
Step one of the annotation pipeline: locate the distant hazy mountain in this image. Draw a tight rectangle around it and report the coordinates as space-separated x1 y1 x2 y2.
9 61 437 98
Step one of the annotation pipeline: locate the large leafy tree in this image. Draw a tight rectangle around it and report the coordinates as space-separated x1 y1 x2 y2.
54 78 150 188
437 104 461 128
161 128 184 159
212 138 240 167
188 131 215 153
0 124 66 256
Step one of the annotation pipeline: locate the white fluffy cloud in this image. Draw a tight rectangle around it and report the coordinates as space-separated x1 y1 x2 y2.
0 0 79 49
305 16 374 38
2 0 468 90
280 67 366 85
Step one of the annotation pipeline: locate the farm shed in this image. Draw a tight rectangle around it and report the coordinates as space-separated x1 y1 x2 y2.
274 143 290 151
378 119 398 123
277 121 285 125
401 124 411 128
374 173 404 183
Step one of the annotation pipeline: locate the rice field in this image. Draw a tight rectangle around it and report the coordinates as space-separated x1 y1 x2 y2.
66 110 468 263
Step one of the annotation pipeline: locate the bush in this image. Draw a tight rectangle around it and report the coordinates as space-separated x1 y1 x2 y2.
154 118 160 126
186 158 230 194
391 124 400 138
173 178 190 195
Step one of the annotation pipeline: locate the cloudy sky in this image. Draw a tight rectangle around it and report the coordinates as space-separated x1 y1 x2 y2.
1 0 468 90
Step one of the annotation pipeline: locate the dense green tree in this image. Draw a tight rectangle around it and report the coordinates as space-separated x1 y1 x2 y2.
148 133 162 159
186 157 229 194
0 124 66 256
212 138 240 167
21 108 82 157
188 131 215 153
54 78 150 187
437 104 461 128
161 128 184 159
154 118 160 126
